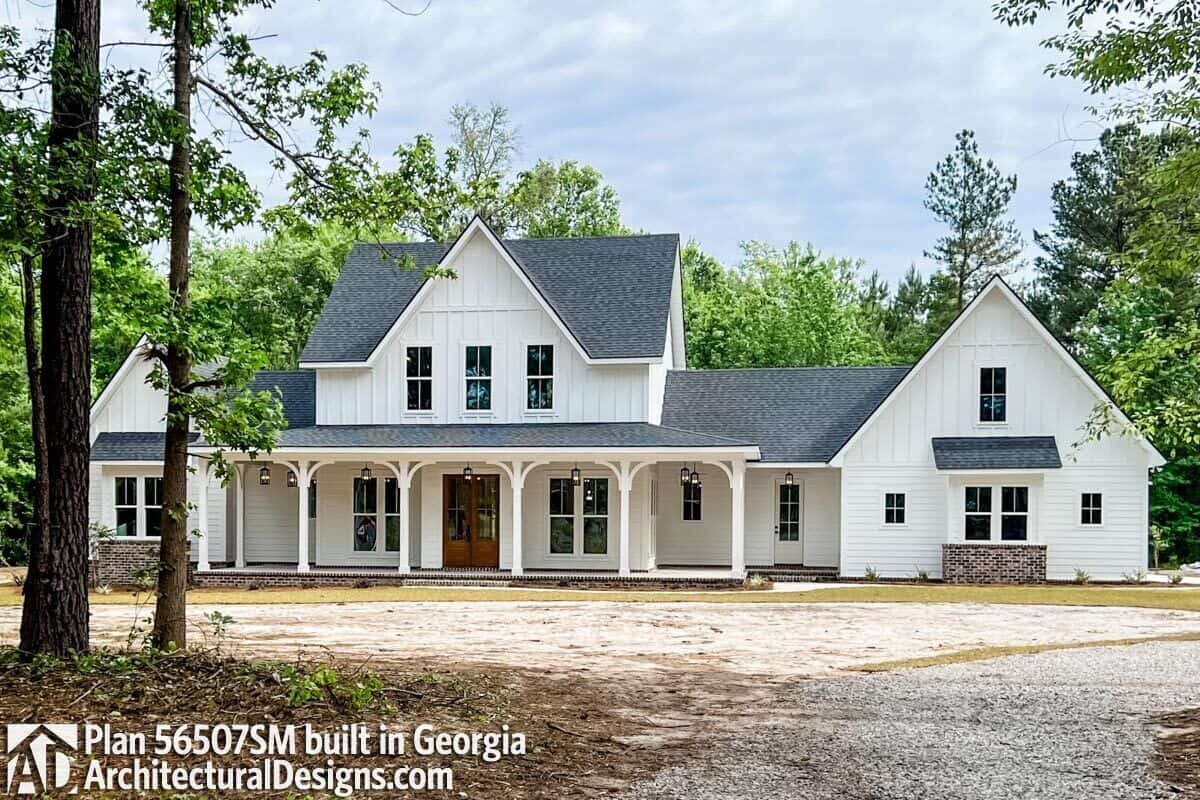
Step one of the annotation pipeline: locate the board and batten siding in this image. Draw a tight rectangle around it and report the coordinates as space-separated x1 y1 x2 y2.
840 290 1151 581
315 232 653 425
90 352 167 439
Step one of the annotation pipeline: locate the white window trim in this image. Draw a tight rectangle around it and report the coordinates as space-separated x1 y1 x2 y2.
975 362 1010 428
961 483 1036 544
545 473 611 558
383 477 404 553
402 341 437 417
461 341 497 417
1080 492 1105 528
113 472 165 542
522 340 557 417
882 490 908 528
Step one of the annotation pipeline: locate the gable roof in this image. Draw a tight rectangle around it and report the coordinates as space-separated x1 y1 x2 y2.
661 366 910 462
931 436 1062 471
300 227 679 365
92 431 200 461
828 275 1166 467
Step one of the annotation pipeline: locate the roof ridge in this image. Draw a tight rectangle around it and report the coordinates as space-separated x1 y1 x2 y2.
350 233 679 248
669 365 912 374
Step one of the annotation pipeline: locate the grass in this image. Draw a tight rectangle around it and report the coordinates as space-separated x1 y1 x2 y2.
2 582 1200 611
855 630 1200 672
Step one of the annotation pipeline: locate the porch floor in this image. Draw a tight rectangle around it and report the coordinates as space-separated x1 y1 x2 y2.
197 564 745 585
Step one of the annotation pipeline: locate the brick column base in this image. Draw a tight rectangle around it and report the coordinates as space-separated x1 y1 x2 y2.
93 539 197 588
941 543 1047 584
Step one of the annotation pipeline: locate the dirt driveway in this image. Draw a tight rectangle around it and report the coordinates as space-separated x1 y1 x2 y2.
4 597 1195 677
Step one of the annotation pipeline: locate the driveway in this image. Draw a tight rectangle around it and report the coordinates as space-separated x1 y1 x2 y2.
623 640 1200 799
5 597 1194 676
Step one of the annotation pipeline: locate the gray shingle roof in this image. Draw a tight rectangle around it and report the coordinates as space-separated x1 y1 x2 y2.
931 437 1062 470
249 370 315 428
300 234 679 363
270 422 751 450
660 367 911 462
92 432 200 461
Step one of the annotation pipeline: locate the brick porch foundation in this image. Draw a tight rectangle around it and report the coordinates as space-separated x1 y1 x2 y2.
941 543 1047 584
92 539 198 587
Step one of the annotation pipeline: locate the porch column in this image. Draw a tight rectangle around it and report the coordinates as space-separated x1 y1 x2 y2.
296 462 311 572
510 460 524 576
396 461 411 574
197 461 210 572
730 460 746 577
235 463 246 568
618 461 633 577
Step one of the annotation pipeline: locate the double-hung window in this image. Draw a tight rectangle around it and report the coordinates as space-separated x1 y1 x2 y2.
1081 493 1103 526
465 345 492 411
582 479 609 555
884 492 906 526
353 477 377 551
144 477 164 538
115 477 138 536
549 478 575 554
683 482 702 522
1001 486 1029 541
979 367 1007 422
964 486 992 540
384 478 403 552
526 344 554 411
406 346 432 411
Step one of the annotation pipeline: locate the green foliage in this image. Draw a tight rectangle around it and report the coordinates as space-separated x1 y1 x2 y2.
924 129 1023 310
509 160 628 238
683 239 885 369
278 662 386 711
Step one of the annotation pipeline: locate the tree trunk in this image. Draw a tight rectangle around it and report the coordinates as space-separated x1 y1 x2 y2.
20 0 100 658
19 252 50 568
152 0 194 650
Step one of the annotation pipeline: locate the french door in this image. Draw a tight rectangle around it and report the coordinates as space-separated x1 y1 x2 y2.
443 475 501 568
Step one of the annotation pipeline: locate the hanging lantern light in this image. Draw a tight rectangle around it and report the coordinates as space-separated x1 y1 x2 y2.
287 471 298 488
571 465 582 486
680 465 691 486
258 465 271 485
360 464 372 480
463 464 473 481
690 465 700 487
784 471 794 486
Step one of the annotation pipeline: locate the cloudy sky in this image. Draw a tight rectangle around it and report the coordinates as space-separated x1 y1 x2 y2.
7 0 1097 283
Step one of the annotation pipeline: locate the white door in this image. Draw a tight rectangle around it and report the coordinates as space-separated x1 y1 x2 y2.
774 479 804 564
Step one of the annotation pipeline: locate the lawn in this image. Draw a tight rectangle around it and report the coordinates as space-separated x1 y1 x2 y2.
2 582 1200 611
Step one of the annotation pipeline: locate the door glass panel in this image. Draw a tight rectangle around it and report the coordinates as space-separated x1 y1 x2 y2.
779 484 801 542
446 477 468 541
354 477 378 551
475 477 499 541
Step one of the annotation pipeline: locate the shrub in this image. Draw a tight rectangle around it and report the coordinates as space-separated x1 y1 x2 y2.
1169 573 1184 585
914 567 929 583
1073 568 1091 585
864 565 880 582
1121 569 1148 585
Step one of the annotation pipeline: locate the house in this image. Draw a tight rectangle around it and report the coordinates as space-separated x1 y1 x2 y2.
87 217 1164 586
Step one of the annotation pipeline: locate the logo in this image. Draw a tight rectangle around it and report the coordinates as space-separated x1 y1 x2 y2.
5 724 78 795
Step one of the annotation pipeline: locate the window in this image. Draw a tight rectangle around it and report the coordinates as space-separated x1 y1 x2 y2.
583 478 609 554
884 492 906 526
465 345 492 411
308 482 317 519
979 367 1007 422
549 478 574 554
353 477 377 551
384 478 403 552
406 346 432 411
526 344 554 410
144 477 163 537
964 486 992 540
115 477 138 537
1001 486 1029 541
683 482 702 522
779 484 801 541
1081 493 1103 526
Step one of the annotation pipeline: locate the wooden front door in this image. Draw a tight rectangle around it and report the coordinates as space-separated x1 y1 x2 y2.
443 475 501 568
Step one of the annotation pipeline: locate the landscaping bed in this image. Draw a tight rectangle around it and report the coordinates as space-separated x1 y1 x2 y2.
0 647 685 798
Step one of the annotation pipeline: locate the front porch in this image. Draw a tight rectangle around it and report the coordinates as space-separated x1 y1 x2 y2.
190 563 747 588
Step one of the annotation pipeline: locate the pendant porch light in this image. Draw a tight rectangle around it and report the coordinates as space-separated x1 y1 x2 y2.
287 471 298 488
463 464 474 481
571 465 582 486
360 464 372 480
258 466 271 485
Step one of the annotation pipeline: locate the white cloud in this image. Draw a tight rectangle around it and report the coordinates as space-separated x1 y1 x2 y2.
8 0 1098 284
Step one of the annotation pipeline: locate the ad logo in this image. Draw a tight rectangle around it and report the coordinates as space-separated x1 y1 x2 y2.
4 724 78 795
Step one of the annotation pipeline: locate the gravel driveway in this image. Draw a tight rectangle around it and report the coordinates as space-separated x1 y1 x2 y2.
624 640 1200 799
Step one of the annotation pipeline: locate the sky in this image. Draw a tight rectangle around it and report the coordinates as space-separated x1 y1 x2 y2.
6 0 1100 284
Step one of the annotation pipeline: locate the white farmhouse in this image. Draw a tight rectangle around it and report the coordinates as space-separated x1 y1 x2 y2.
87 217 1164 585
